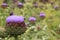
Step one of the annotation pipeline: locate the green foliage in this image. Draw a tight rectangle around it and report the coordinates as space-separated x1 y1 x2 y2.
5 25 27 36
0 0 60 40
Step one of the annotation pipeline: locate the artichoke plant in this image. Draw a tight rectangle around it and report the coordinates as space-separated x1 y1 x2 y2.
29 17 36 23
53 5 59 10
17 2 23 8
28 17 36 26
39 12 46 19
5 15 27 37
33 2 38 8
1 2 8 9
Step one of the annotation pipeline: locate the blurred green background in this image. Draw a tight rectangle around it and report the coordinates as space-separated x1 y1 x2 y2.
0 0 60 40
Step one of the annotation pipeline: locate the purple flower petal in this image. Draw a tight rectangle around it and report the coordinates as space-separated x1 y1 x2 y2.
33 3 38 8
39 12 45 17
1 3 8 8
29 17 36 21
18 2 23 5
13 0 18 2
18 2 23 8
54 6 59 10
2 3 7 6
6 15 24 23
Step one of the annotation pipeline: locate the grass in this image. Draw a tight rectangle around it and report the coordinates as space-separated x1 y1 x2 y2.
0 0 60 40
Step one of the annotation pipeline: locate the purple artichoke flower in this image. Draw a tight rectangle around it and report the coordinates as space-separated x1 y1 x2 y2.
29 17 36 23
54 6 59 10
1 3 8 9
33 2 38 8
10 12 14 16
39 12 46 19
5 15 27 36
6 15 24 23
13 0 18 2
18 2 23 8
6 15 25 27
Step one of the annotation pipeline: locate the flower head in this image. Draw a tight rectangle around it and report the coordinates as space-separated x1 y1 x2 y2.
1 3 8 9
6 15 24 23
18 2 23 8
13 0 18 2
5 15 26 36
29 17 36 23
39 12 45 19
33 2 38 8
54 6 59 10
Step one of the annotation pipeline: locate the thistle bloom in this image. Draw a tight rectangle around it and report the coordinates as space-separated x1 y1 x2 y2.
54 6 59 10
29 17 36 23
6 15 26 27
13 0 18 2
10 12 14 16
6 15 24 23
39 12 45 19
6 15 26 36
33 2 38 8
18 2 23 8
1 3 8 9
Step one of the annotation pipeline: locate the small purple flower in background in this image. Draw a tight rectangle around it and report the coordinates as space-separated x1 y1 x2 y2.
10 12 14 16
18 2 23 8
13 0 18 2
54 6 59 10
33 2 38 8
29 17 36 23
39 12 46 19
1 3 8 9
